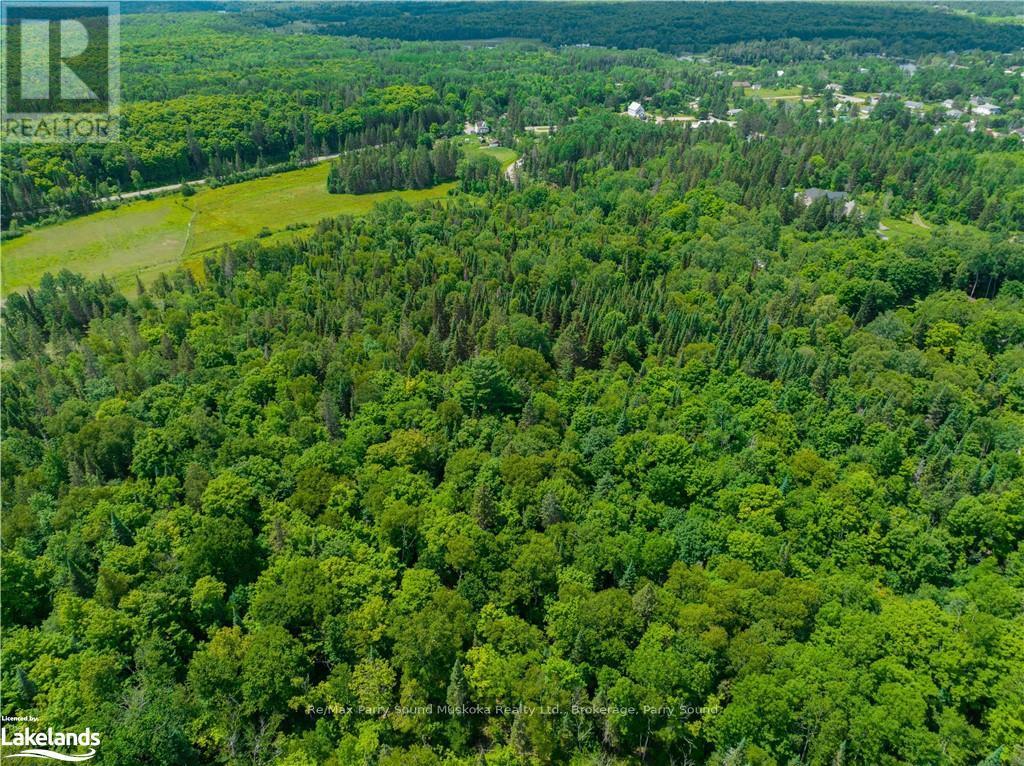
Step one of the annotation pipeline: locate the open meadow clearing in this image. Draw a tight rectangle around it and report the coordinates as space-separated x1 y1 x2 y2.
2 143 519 295
2 164 455 294
457 136 519 168
744 86 806 100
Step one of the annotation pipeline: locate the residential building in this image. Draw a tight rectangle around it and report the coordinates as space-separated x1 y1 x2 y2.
463 120 490 135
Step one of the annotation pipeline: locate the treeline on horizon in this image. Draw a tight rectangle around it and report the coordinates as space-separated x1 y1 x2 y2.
249 1 1024 55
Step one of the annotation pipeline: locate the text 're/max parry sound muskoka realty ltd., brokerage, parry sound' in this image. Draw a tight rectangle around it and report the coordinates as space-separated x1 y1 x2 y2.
305 704 724 718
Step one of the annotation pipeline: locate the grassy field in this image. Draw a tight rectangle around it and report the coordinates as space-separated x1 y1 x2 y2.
744 86 804 100
877 215 982 243
878 217 928 240
457 136 519 168
2 143 517 295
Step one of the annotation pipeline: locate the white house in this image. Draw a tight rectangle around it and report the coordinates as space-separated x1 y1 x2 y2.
975 104 1001 116
463 120 490 135
627 101 647 120
904 100 924 113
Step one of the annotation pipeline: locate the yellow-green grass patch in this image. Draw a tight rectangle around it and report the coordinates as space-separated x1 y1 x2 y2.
745 86 804 100
456 136 519 169
3 163 456 295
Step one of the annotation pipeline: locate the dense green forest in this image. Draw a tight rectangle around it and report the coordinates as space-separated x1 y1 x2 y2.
527 110 1024 232
5 120 1024 766
249 2 1024 56
3 4 1024 766
327 142 462 194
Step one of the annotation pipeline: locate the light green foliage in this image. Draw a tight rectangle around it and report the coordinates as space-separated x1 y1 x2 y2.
3 9 1024 766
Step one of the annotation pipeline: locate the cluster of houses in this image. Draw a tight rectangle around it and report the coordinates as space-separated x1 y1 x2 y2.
816 83 1011 134
625 100 740 130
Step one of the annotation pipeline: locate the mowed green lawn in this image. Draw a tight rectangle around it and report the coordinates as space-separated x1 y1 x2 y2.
1 163 460 295
457 136 519 169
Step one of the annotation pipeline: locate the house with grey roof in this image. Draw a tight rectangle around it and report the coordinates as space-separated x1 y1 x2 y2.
795 188 856 216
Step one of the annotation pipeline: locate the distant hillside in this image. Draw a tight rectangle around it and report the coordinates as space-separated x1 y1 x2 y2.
237 1 1024 54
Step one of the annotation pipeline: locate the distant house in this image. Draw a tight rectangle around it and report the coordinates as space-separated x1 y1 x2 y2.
946 108 964 119
750 83 762 91
731 80 751 88
798 190 846 206
627 101 647 120
776 69 785 77
904 100 924 112
975 103 1001 116
726 108 744 117
796 188 855 216
941 99 956 109
464 120 490 135
899 63 918 75
825 83 843 92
